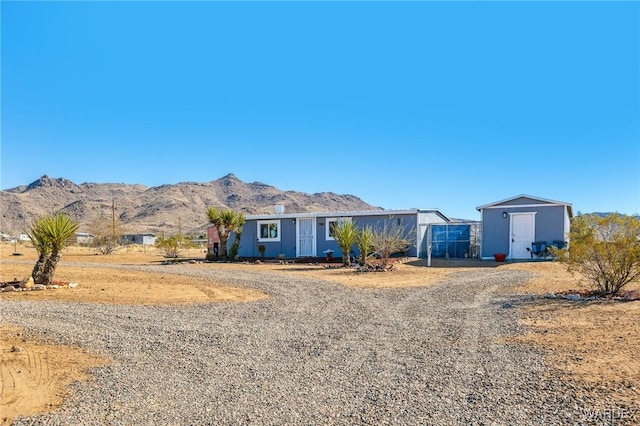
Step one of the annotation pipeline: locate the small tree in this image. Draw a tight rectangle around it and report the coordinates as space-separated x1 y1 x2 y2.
331 219 359 266
28 213 79 284
229 212 246 260
206 207 245 260
356 225 374 266
155 233 192 258
371 219 414 269
556 213 640 295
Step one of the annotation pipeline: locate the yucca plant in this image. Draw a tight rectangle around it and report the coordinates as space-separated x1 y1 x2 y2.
332 219 359 266
229 212 246 260
28 217 53 283
28 213 79 284
356 225 374 266
206 207 245 260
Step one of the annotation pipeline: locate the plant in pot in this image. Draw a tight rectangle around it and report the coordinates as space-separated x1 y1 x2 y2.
494 253 507 262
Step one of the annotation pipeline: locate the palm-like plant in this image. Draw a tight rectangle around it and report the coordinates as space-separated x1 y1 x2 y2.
356 225 374 266
332 219 359 266
206 207 245 260
28 213 79 284
229 212 246 260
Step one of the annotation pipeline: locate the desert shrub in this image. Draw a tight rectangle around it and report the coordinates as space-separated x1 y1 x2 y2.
556 213 640 295
257 244 266 257
155 234 192 258
370 219 413 269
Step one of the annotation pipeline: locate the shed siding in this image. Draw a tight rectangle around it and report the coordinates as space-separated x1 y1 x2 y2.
481 205 566 258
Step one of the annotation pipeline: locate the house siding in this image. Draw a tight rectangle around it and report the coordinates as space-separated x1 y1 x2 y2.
236 209 445 259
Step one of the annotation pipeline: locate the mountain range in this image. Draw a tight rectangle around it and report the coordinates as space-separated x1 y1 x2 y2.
0 174 379 235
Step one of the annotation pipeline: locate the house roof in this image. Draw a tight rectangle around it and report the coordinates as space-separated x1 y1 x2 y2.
476 194 573 217
244 208 450 222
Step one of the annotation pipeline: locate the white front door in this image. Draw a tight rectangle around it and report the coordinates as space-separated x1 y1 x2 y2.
297 218 316 257
510 213 535 259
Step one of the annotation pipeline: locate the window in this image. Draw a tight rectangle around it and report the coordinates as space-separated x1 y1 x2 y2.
326 217 351 240
257 220 281 242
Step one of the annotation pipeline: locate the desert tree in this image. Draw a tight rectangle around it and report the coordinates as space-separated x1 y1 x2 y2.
371 218 414 269
229 212 247 260
331 219 359 266
27 213 79 284
555 213 640 295
27 218 52 284
206 207 245 260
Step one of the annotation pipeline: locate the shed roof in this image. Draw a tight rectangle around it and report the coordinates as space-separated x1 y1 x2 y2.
476 194 573 216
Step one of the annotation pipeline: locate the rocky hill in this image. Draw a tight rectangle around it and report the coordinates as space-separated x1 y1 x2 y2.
0 174 379 235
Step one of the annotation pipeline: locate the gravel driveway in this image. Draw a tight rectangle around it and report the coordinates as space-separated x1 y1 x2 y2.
2 264 591 425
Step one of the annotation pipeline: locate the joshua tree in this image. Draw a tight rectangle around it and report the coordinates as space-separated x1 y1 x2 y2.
206 207 246 260
229 212 246 260
28 213 79 284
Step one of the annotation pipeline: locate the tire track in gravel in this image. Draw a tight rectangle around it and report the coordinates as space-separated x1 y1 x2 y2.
1 264 589 425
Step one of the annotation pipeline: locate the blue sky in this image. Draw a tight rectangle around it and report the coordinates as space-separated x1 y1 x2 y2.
1 1 638 220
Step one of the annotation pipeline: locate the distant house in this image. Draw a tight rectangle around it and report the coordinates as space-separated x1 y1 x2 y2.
122 233 157 246
214 207 450 259
76 232 94 245
476 195 572 260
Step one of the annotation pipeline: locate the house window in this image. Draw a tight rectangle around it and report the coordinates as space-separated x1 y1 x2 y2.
257 220 281 242
326 217 352 240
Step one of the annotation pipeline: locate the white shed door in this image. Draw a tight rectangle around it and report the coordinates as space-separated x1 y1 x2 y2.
297 218 315 257
510 213 535 259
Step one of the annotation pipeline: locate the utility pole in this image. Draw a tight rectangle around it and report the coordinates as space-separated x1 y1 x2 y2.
112 200 116 239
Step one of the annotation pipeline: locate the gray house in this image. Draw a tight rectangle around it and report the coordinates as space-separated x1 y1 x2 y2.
232 208 449 259
122 233 157 246
476 195 572 260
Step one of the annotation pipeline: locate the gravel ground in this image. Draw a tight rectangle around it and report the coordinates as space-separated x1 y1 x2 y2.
1 264 605 425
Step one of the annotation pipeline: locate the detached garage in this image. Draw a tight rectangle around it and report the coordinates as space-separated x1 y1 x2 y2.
477 195 572 260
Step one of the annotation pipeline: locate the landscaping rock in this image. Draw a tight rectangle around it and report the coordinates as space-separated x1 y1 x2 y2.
544 291 556 299
565 293 581 301
3 286 16 292
20 277 34 289
33 284 46 291
622 289 640 301
68 282 79 288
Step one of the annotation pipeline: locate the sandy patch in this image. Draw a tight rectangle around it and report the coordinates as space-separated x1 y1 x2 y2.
0 326 108 426
3 244 640 419
504 261 640 411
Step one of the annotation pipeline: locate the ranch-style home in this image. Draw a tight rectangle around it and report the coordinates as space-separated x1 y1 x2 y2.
476 194 572 260
213 207 450 260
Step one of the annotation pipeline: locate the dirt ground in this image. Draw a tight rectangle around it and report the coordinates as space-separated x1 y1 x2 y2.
2 243 639 422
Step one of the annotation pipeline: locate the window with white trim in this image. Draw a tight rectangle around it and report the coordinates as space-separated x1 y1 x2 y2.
326 217 352 241
257 220 281 242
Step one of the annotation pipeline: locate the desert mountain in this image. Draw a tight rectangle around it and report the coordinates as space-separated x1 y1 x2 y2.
0 174 379 235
